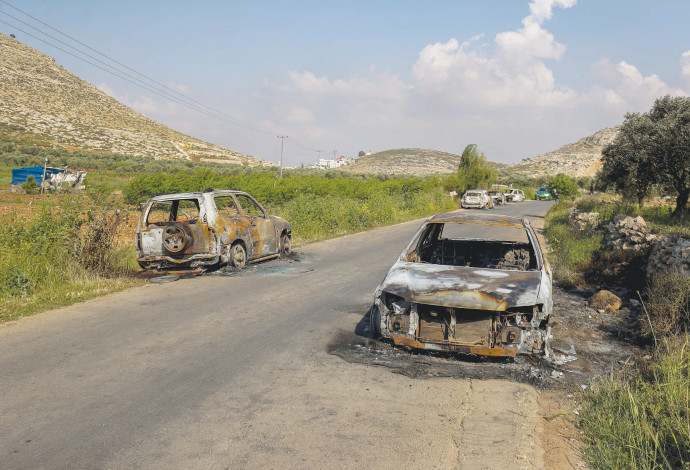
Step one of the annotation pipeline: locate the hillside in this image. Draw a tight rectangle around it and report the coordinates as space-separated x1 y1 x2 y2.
343 148 465 175
507 127 620 177
0 33 268 166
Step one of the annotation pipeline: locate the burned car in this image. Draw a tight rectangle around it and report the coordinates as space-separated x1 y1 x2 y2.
136 189 291 271
370 213 552 357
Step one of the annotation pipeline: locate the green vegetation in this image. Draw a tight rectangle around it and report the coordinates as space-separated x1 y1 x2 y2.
579 335 690 470
543 200 604 285
0 196 142 322
443 144 497 194
123 169 456 244
22 175 38 194
546 173 579 200
543 192 690 469
0 138 459 320
600 95 690 214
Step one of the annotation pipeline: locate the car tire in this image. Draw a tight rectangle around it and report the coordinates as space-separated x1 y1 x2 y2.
230 243 247 268
280 234 291 256
162 224 192 253
369 305 381 338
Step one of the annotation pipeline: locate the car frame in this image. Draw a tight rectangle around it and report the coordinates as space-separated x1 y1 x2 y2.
487 190 507 206
461 189 493 209
504 189 525 202
135 189 291 271
370 212 552 357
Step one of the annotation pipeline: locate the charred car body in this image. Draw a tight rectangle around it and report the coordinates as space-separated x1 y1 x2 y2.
136 189 291 271
371 213 552 357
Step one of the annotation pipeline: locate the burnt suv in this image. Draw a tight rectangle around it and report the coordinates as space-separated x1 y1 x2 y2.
136 189 291 271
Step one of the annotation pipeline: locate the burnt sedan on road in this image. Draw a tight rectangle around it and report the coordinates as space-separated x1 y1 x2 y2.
136 189 291 272
370 213 552 357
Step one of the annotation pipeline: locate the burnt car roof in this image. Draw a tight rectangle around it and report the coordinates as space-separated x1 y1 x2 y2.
144 189 248 202
426 212 527 228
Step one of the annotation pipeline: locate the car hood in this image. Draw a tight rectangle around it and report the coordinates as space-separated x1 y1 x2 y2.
379 261 543 310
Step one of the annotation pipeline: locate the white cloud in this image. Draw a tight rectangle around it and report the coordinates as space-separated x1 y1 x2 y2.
586 58 684 113
682 51 690 79
528 0 577 23
95 1 690 167
411 5 578 109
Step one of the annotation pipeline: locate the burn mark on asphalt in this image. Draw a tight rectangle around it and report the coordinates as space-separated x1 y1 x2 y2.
330 287 646 390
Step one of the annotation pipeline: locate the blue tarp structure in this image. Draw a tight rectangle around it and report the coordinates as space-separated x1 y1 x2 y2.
11 166 65 185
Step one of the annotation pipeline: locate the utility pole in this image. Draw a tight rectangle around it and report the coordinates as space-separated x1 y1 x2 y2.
277 135 288 178
316 149 322 166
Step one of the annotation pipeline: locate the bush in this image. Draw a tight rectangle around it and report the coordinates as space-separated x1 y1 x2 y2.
644 270 690 338
18 145 40 155
22 175 39 194
547 173 579 200
0 142 15 153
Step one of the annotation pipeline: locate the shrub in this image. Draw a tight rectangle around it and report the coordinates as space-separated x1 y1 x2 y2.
22 175 39 194
0 142 15 153
18 145 40 155
644 270 690 338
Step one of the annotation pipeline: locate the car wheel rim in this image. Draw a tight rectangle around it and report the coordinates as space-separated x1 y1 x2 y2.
232 245 246 268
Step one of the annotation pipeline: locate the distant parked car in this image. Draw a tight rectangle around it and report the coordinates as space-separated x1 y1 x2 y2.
504 189 525 202
488 190 507 206
535 187 552 200
461 190 493 209
136 189 291 272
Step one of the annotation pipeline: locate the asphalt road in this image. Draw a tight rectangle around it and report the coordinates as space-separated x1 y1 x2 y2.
0 201 553 469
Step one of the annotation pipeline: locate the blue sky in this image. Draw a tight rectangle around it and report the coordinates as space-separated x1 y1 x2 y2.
3 0 690 166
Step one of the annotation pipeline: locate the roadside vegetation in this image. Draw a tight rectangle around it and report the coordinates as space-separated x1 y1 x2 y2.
0 135 463 321
0 194 142 322
543 95 690 470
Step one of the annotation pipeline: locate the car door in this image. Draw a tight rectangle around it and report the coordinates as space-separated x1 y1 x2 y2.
234 194 277 258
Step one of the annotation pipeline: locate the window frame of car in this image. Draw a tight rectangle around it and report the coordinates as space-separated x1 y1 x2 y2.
232 193 269 218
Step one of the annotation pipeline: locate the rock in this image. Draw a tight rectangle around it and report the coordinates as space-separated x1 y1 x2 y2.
588 290 623 313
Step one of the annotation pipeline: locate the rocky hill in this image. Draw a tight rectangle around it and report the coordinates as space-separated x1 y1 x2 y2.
507 127 620 177
343 148 467 175
0 33 268 165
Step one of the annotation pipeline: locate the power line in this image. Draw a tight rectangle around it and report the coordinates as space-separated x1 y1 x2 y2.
0 0 275 136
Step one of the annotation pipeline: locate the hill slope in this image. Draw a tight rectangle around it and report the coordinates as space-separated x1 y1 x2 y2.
343 148 466 175
508 127 620 177
0 33 267 165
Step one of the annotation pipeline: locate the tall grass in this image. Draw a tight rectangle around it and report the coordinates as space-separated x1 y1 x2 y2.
0 198 141 322
543 200 604 285
579 335 690 469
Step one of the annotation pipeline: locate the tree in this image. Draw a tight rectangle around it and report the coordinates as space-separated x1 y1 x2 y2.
546 173 578 200
455 144 496 193
600 95 690 215
599 113 655 204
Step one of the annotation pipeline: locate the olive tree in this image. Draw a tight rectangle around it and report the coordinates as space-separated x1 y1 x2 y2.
600 95 690 215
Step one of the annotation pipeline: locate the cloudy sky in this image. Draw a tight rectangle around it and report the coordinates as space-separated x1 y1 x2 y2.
3 0 690 166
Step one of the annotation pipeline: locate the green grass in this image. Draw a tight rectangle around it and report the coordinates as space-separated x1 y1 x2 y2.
576 197 690 236
544 195 690 468
0 199 143 323
579 335 690 469
543 200 604 285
